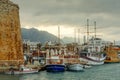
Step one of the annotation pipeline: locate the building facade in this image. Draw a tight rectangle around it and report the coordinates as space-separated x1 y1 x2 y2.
23 40 41 54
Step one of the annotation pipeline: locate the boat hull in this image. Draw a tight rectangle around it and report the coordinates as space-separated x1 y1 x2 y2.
83 65 92 69
80 56 105 65
46 64 65 72
67 64 83 71
5 70 38 75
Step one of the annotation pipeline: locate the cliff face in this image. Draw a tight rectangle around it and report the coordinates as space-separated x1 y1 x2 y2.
0 0 24 65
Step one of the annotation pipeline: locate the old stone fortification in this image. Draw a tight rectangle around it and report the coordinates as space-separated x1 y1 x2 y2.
0 0 24 65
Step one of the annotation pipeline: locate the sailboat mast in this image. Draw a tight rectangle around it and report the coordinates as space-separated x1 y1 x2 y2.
94 21 96 39
74 28 76 43
87 19 89 43
58 26 60 44
78 29 80 44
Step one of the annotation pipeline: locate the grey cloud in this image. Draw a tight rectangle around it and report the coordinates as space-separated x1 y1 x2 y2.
11 0 120 15
10 0 120 34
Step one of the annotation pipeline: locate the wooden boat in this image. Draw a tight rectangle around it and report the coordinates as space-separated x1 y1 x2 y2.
45 27 66 72
45 45 66 72
5 65 38 75
83 64 92 69
65 43 84 71
67 63 83 71
46 64 65 72
104 44 120 63
65 55 84 71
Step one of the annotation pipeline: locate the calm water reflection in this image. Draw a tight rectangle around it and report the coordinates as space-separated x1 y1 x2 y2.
1 63 120 80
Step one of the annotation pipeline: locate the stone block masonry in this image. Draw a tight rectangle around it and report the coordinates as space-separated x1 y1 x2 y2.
0 0 24 65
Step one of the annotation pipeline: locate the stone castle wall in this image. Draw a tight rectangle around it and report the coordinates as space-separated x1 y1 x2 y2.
0 0 24 65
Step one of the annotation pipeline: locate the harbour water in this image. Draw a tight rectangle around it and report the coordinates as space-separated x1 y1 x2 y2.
0 63 120 80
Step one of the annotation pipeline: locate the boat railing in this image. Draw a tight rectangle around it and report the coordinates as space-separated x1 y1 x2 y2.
64 55 79 58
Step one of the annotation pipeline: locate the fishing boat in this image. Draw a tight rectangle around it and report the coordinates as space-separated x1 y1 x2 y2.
45 26 66 72
80 37 106 65
83 64 92 69
65 43 84 71
104 44 120 63
5 65 38 75
80 20 107 65
65 54 84 71
45 44 66 72
67 63 83 71
80 51 106 65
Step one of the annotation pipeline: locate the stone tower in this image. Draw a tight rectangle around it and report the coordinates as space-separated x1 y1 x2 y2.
0 0 24 65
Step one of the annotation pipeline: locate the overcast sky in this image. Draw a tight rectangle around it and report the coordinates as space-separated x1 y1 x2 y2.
10 0 120 43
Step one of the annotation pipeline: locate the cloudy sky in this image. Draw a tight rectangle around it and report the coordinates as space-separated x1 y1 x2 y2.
10 0 120 43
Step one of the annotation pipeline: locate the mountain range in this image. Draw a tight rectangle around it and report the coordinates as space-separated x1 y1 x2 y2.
21 28 58 43
21 28 120 45
21 28 74 44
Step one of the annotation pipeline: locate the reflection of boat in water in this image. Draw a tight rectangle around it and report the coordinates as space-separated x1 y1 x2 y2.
104 44 120 63
5 65 38 75
45 45 66 72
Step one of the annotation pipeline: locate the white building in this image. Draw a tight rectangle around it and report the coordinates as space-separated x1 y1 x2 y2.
23 39 41 54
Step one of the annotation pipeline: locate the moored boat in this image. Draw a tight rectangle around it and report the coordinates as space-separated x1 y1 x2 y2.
45 45 66 72
80 37 106 65
83 64 92 69
80 51 106 65
104 44 120 63
5 65 38 75
65 43 84 71
67 63 83 71
46 64 65 72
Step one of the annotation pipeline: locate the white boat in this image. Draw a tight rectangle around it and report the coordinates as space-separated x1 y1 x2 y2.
80 37 107 65
80 51 106 65
67 63 83 71
83 64 92 69
5 65 38 75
